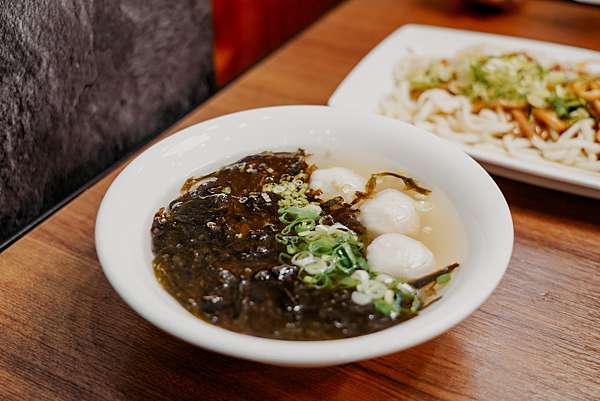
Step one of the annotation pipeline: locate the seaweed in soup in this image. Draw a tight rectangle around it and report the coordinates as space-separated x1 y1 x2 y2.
151 149 456 340
151 150 406 340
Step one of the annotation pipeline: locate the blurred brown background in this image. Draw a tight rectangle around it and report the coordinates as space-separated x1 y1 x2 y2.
213 0 341 85
0 0 214 246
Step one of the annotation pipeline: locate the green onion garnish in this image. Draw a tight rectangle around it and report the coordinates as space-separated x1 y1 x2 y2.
436 273 451 284
267 172 449 320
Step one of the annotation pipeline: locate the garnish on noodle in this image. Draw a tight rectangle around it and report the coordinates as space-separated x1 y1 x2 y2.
380 46 600 172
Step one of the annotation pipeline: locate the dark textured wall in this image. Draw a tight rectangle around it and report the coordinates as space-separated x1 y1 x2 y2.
0 0 214 245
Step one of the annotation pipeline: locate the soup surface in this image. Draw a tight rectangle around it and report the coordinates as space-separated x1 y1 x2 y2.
151 149 465 340
309 148 467 270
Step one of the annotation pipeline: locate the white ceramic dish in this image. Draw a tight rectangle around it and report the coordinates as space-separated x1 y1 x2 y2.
328 24 600 199
95 106 513 367
573 0 600 5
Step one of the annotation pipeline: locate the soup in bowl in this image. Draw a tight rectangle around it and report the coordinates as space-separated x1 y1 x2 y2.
96 106 513 366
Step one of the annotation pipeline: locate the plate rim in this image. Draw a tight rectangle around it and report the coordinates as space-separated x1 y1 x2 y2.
328 23 600 197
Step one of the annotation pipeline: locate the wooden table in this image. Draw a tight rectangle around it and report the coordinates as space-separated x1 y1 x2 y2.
2 1 599 400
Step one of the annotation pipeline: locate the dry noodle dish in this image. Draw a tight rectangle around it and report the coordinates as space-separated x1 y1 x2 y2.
151 150 461 340
379 46 600 173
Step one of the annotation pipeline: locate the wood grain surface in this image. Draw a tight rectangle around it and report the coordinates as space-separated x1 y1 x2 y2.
1 1 599 400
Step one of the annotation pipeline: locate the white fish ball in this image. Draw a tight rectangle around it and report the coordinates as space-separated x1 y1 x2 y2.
360 189 420 236
309 167 366 203
367 233 436 280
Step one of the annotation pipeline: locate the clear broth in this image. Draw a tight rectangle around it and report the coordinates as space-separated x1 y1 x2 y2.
308 148 468 270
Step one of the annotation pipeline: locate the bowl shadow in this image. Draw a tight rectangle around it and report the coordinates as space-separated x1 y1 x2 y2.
493 176 600 227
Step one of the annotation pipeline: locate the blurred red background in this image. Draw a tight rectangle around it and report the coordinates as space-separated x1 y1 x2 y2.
213 0 341 85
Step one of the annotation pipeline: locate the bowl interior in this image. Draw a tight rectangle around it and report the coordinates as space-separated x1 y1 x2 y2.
96 105 513 367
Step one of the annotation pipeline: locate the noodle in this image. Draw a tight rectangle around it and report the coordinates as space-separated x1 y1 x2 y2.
379 51 600 173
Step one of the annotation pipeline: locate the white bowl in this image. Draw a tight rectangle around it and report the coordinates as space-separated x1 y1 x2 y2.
95 106 513 367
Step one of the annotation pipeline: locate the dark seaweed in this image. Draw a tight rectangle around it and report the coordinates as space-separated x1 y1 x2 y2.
351 171 431 207
410 263 460 289
151 150 404 340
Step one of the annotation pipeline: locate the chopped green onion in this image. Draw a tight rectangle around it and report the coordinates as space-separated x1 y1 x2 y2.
271 171 443 319
339 276 359 288
410 296 421 314
436 273 451 284
278 252 292 264
374 300 395 316
356 257 368 270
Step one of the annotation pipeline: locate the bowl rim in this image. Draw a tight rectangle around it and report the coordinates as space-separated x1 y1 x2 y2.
95 105 514 367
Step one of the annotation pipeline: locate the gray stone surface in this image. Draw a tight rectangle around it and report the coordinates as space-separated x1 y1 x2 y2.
0 0 214 245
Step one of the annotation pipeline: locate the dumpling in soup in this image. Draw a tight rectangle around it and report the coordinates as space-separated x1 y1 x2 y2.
360 189 420 236
367 233 436 279
310 167 366 203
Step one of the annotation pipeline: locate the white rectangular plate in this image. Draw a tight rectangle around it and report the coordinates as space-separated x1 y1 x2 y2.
328 24 600 199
